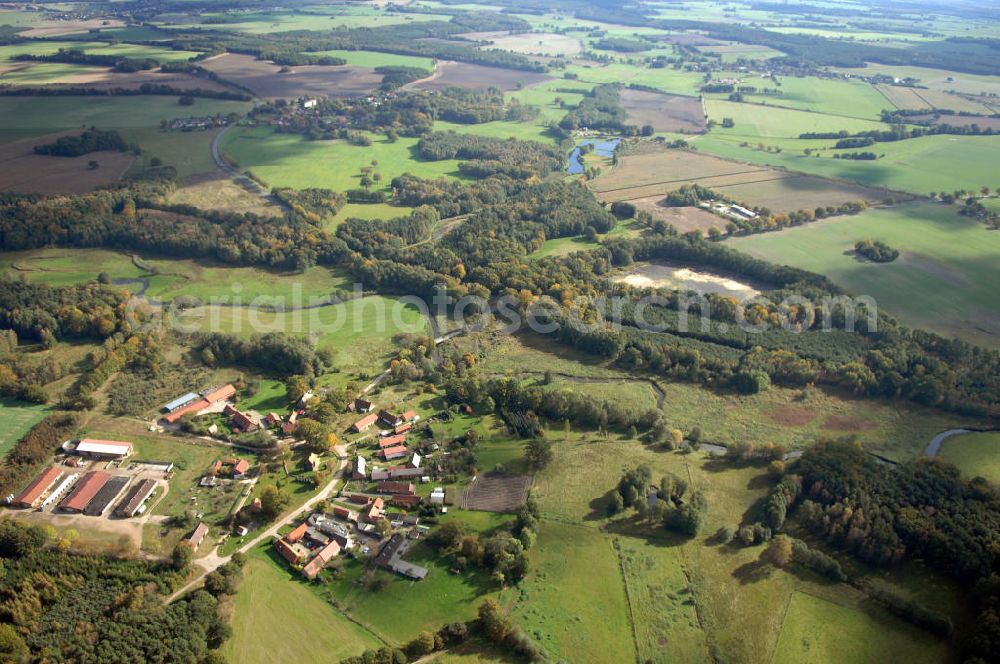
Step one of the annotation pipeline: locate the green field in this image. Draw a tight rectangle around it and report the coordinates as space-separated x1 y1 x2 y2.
0 398 47 457
155 7 424 33
0 248 351 304
617 537 710 663
0 96 252 144
509 522 636 663
938 432 1000 484
221 126 464 192
223 546 382 664
177 295 428 384
704 99 890 138
728 202 1000 347
771 591 948 664
694 132 1000 196
710 76 892 120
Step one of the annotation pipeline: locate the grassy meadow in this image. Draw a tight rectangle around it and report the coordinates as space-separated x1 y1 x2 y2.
694 132 1000 196
937 432 1000 484
728 201 1000 348
223 546 382 664
771 591 949 664
0 398 48 456
0 96 251 144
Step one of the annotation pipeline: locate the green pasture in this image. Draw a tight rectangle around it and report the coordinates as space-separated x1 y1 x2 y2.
510 522 636 664
938 432 1000 484
0 96 251 143
176 294 429 381
562 62 704 96
694 132 1000 196
0 248 351 304
704 99 890 138
220 126 464 192
0 398 47 457
223 547 381 664
728 201 1000 347
771 591 949 664
723 76 892 121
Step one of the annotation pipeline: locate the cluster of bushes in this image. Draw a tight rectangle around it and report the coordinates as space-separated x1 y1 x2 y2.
429 500 536 585
833 151 878 160
270 187 344 222
194 331 329 378
854 239 899 262
417 131 563 179
34 128 130 157
559 84 632 132
0 414 78 499
607 465 708 536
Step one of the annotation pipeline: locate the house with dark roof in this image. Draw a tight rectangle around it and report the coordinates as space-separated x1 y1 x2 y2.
378 410 402 428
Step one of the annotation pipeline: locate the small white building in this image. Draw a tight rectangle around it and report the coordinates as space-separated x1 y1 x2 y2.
302 99 318 109
430 487 445 505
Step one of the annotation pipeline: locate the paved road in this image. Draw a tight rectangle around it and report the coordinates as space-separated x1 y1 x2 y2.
165 457 347 603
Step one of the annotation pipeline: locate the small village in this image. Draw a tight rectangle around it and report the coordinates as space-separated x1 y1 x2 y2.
6 380 463 588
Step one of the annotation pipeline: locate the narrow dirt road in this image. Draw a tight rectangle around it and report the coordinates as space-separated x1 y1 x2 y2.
165 457 347 603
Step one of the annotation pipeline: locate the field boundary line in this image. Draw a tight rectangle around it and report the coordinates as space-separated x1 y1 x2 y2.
611 538 643 664
873 84 904 111
592 168 772 194
766 589 796 664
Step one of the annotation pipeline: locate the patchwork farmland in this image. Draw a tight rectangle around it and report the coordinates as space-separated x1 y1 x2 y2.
590 146 897 211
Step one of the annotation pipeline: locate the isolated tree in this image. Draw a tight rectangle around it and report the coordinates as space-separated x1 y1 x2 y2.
762 534 793 567
172 542 193 570
259 485 288 519
285 375 308 405
525 437 552 471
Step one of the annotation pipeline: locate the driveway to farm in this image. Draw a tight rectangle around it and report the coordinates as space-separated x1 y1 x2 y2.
210 124 289 210
165 456 348 603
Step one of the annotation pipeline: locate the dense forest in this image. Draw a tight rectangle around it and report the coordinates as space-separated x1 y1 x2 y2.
0 519 239 663
794 440 1000 659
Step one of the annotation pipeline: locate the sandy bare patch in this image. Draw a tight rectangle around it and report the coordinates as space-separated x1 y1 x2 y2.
171 173 280 217
620 88 705 133
0 131 134 195
461 31 582 57
406 59 552 92
767 405 817 427
613 262 760 299
201 53 380 99
822 414 877 431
